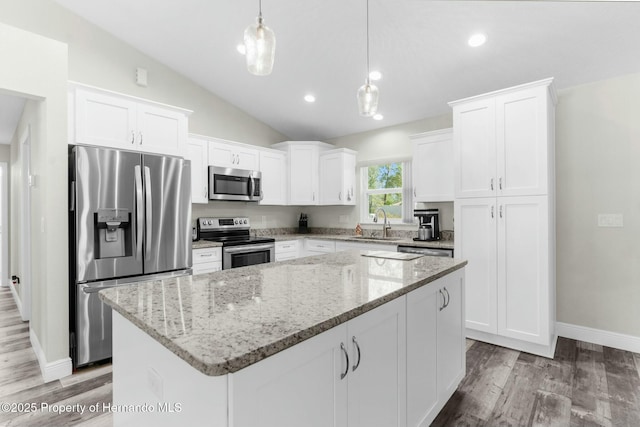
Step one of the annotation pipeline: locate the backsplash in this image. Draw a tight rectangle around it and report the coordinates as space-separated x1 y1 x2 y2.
254 227 454 241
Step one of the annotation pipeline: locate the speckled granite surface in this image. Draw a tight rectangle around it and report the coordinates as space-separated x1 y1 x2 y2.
100 250 466 377
192 240 222 249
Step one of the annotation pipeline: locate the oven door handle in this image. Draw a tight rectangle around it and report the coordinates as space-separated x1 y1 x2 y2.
224 244 274 254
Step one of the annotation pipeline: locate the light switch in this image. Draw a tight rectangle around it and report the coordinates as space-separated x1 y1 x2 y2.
597 214 623 228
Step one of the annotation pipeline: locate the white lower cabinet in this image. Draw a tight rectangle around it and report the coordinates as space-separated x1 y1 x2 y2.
304 239 336 257
407 270 465 427
275 240 300 262
455 195 553 355
231 297 406 427
192 247 222 274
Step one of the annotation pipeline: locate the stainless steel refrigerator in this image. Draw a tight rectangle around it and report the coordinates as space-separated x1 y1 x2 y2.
69 145 192 367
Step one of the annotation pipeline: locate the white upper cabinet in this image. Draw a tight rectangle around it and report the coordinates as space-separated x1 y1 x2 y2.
259 149 287 205
450 79 555 198
209 139 259 170
319 148 356 205
272 141 335 206
70 83 190 157
411 128 454 202
186 136 209 204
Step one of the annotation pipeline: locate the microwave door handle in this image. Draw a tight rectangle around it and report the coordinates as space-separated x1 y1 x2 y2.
144 166 152 261
249 176 255 201
134 165 144 260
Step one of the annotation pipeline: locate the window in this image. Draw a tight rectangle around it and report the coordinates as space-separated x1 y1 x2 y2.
360 160 412 223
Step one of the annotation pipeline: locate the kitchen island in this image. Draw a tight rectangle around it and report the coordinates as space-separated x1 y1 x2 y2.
100 250 467 427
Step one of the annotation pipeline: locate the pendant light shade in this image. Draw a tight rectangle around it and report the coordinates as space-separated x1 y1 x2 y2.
357 0 378 117
357 80 379 117
244 0 276 76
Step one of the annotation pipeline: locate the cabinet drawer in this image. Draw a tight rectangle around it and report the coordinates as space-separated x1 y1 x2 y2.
275 253 298 262
193 247 222 264
275 240 299 254
192 263 222 275
305 239 335 253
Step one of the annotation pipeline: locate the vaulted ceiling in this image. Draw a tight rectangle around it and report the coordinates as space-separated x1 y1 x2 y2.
52 0 640 140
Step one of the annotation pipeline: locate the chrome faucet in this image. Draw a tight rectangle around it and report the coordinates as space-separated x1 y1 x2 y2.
373 207 391 238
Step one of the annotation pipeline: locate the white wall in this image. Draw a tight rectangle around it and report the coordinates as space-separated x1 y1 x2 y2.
555 73 640 337
0 21 69 375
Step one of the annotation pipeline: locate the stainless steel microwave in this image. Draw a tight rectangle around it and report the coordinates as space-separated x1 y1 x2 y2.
208 166 263 201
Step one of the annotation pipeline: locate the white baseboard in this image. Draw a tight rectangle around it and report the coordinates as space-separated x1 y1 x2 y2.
8 281 26 321
29 328 72 383
557 322 640 354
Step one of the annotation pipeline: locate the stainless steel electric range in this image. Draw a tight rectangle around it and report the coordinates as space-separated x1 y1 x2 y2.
197 217 275 270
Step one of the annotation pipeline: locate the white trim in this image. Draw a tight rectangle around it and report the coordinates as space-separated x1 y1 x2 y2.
29 328 72 383
8 280 24 317
19 126 31 321
356 156 411 168
0 162 7 287
557 322 640 354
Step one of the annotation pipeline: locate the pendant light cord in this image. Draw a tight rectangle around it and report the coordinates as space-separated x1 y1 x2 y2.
259 0 263 20
366 0 370 84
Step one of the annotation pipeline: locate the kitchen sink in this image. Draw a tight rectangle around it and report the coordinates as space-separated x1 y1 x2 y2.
352 236 402 242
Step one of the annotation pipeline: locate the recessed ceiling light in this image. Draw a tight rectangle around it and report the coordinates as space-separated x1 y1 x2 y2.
373 113 384 120
468 33 487 47
236 44 246 55
304 94 316 103
369 71 382 81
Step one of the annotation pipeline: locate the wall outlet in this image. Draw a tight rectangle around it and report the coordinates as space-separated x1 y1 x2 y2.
597 214 623 227
339 215 349 224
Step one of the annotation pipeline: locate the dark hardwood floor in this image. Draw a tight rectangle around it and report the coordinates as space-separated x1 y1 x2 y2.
1 286 639 426
434 338 640 427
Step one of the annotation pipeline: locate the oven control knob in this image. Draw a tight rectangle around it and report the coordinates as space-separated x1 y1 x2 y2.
234 219 239 225
243 219 248 224
208 220 213 225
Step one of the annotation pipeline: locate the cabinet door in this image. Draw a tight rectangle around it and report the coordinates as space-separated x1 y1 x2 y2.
454 198 498 334
320 152 343 205
74 89 137 149
496 87 548 197
235 146 259 170
453 99 496 198
259 150 287 205
186 138 209 204
437 271 465 402
347 297 406 427
231 324 348 427
497 196 549 345
412 129 454 202
289 145 318 205
137 104 187 156
406 280 438 427
208 140 235 168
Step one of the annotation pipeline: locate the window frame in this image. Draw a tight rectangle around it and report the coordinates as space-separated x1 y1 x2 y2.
359 159 413 224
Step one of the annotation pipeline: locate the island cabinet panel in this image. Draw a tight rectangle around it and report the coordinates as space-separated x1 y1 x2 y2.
407 270 465 427
230 325 348 427
347 297 407 427
231 297 406 427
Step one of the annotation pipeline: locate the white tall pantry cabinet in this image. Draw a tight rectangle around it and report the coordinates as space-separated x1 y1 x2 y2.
451 78 557 357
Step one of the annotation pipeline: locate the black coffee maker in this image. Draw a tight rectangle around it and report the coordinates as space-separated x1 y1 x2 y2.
414 208 440 241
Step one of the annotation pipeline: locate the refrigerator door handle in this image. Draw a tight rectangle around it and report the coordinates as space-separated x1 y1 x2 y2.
134 165 144 260
144 166 152 261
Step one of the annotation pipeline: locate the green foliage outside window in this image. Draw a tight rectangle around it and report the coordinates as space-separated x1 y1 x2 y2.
366 163 403 220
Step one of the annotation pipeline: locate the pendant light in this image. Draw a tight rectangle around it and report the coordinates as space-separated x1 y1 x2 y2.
357 0 379 117
244 0 276 76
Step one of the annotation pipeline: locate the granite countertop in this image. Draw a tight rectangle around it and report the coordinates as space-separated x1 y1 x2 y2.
192 240 222 250
100 250 466 377
270 234 455 250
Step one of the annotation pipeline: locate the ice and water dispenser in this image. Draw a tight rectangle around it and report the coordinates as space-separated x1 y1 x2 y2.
95 208 132 259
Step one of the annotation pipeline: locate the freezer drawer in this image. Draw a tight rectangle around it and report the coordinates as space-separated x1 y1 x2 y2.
75 283 113 367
